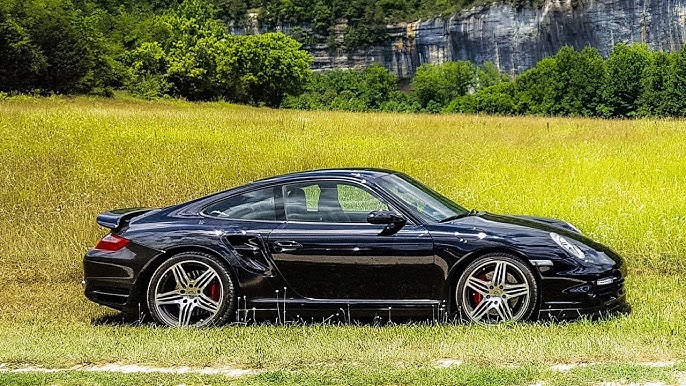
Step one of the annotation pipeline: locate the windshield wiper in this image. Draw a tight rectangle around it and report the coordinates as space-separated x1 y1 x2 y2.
438 209 478 223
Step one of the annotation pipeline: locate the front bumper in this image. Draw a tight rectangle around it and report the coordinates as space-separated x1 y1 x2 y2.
538 273 629 321
539 293 630 321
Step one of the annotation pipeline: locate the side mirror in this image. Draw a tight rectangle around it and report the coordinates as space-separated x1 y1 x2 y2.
367 210 406 225
367 210 406 235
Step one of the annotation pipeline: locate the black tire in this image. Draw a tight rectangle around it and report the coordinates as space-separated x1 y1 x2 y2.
146 251 236 327
456 253 538 324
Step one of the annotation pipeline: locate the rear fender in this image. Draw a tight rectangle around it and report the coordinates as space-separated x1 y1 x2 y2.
130 228 282 299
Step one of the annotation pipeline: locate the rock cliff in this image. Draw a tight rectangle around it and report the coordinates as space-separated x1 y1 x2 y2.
232 0 686 78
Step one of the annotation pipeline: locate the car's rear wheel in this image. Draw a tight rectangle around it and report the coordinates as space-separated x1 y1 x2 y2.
456 254 538 324
146 252 236 327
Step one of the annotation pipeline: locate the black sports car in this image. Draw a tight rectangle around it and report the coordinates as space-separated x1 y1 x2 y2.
84 169 628 326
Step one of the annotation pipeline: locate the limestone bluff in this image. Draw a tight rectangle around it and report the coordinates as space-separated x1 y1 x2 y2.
229 0 686 78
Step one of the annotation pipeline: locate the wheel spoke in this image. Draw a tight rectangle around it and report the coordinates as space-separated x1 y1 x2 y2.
504 283 529 299
459 258 534 324
197 294 220 314
492 261 508 287
171 264 190 288
195 268 219 291
156 290 183 305
178 301 195 327
494 298 513 321
470 298 492 322
466 276 490 296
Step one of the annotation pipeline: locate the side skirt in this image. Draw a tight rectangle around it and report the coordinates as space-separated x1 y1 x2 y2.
237 298 447 324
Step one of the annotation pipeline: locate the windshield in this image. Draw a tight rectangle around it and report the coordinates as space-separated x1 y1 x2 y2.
376 174 468 222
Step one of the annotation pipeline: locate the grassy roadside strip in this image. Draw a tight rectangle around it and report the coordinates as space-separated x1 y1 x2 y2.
0 363 683 386
1 275 685 371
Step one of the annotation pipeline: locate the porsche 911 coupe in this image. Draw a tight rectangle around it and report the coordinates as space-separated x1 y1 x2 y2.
83 168 628 326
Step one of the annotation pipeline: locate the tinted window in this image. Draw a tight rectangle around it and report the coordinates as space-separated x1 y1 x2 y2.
203 187 277 221
376 174 467 222
337 184 387 212
283 182 387 223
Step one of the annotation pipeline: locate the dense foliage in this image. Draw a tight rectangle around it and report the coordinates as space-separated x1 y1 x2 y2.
286 43 686 118
2 0 686 118
0 0 311 106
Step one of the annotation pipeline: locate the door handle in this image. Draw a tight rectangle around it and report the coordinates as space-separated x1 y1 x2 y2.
273 240 303 253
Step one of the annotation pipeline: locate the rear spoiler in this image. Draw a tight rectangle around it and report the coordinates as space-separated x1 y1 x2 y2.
96 207 156 231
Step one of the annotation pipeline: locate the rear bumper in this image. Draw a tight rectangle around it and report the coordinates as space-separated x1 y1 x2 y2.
83 278 135 312
83 242 160 313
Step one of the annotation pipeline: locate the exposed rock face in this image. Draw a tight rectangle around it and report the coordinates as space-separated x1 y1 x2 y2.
233 0 686 78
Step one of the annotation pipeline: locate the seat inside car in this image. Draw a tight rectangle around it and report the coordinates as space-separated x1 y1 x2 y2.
318 184 351 222
284 186 310 221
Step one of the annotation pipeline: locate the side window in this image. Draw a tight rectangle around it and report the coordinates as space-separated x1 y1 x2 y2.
302 184 320 211
283 184 318 221
385 185 426 213
337 184 388 213
203 187 276 221
283 181 388 223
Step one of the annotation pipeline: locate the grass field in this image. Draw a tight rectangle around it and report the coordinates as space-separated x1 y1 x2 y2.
1 96 686 385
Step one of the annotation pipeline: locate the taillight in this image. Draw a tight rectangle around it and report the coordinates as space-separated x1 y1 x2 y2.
94 233 130 251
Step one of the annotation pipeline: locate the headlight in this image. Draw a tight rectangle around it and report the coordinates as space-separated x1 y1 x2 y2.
550 232 587 262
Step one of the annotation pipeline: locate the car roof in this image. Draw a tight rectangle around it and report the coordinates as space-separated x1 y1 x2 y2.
249 168 398 186
169 168 400 215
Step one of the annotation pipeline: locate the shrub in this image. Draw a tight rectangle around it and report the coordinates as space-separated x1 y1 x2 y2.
412 61 476 108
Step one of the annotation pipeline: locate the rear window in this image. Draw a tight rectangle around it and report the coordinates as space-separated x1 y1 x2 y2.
202 187 277 221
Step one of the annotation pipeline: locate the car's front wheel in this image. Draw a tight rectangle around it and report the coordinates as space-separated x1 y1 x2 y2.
146 252 236 327
456 253 538 324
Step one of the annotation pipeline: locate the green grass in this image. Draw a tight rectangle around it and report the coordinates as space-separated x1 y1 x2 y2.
2 96 686 383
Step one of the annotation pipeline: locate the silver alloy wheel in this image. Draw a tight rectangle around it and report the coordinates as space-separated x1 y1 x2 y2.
152 260 224 327
459 260 531 323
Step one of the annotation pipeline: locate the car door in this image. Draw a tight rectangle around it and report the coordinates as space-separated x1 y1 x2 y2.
267 179 441 300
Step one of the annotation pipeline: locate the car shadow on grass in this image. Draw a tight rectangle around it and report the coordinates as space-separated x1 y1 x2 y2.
90 307 630 327
91 311 155 326
90 309 461 327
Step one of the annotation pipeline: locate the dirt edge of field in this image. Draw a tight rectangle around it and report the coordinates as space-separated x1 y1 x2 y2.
0 363 257 377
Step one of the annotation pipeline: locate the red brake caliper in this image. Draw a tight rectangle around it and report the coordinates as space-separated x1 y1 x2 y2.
208 280 221 301
472 274 487 305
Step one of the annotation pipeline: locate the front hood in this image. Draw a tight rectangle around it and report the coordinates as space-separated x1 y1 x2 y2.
436 212 622 267
455 212 594 243
481 213 582 237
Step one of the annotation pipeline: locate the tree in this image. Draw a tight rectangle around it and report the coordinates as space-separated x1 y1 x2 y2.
669 48 686 116
512 56 559 115
553 46 606 116
476 61 509 89
0 0 105 94
361 64 397 108
513 46 606 117
122 41 171 98
604 43 650 117
220 33 313 106
29 3 101 93
636 51 676 117
412 61 476 108
446 81 515 115
0 14 46 92
213 0 249 22
311 1 333 36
